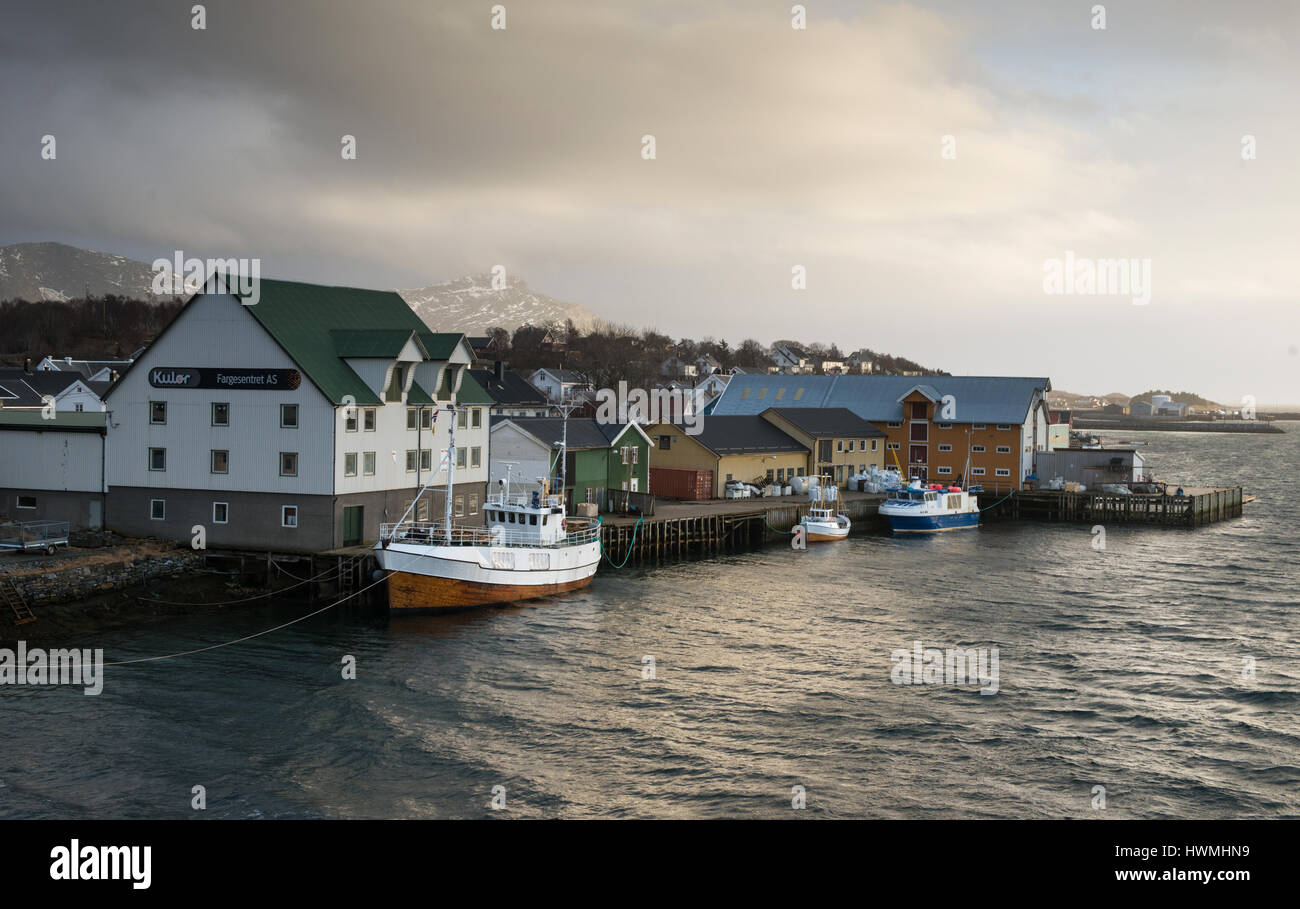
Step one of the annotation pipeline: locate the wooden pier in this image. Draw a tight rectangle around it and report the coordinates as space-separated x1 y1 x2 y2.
980 486 1244 527
598 492 887 565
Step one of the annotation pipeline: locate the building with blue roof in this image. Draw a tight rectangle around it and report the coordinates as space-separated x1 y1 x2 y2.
710 374 1052 489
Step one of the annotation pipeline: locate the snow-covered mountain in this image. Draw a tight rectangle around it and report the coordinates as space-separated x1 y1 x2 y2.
397 274 599 336
0 242 162 302
0 243 601 336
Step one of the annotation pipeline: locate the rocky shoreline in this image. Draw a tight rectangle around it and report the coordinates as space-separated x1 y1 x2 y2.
0 537 319 639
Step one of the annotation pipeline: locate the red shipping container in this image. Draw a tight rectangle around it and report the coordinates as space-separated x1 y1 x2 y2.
650 466 714 500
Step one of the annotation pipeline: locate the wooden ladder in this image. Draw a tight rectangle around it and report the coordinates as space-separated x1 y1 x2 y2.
1 575 36 625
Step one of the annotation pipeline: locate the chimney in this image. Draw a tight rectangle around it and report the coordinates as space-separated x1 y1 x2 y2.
494 360 505 382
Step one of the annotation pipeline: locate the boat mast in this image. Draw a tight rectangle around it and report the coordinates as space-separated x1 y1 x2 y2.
444 400 455 543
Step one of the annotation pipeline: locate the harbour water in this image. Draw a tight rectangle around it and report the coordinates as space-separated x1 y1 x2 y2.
3 426 1297 818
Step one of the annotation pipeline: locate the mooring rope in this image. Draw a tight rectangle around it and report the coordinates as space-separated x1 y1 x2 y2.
104 572 391 666
978 490 1017 512
599 515 644 569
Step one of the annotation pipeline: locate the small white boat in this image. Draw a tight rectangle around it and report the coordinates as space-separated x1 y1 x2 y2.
800 476 850 542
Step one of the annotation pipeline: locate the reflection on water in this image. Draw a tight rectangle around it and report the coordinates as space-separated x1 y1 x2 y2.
2 427 1298 818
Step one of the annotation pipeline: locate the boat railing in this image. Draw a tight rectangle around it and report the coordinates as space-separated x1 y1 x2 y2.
380 519 600 548
485 492 564 510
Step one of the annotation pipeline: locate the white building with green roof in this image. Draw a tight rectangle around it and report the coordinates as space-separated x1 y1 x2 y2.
102 277 492 552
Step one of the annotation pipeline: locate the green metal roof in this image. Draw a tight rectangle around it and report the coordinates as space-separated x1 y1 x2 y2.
330 328 426 358
227 279 467 405
420 332 469 360
456 372 493 405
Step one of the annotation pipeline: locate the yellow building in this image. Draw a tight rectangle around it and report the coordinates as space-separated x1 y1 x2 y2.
760 407 887 486
647 416 808 497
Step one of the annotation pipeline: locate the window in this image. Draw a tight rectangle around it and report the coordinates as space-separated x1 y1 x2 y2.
777 468 785 483
936 466 952 475
766 469 774 481
420 408 432 430
420 449 433 471
363 451 376 476
972 445 986 453
471 446 481 468
972 423 986 430
74 403 84 412
405 450 418 472
345 410 358 432
938 444 953 452
995 468 1011 477
344 453 358 477
870 439 878 452
150 499 165 520
793 388 805 401
213 502 229 524
756 387 767 400
528 513 537 526
996 446 1011 454
910 401 927 420
387 365 406 402
281 403 298 428
281 505 298 528
280 452 298 477
211 450 229 474
740 387 751 399
212 402 229 426
16 495 36 509
457 409 468 429
149 447 166 471
887 421 902 428
456 447 467 468
150 401 167 424
971 467 986 476
937 423 952 429
407 408 418 430
837 440 845 452
468 494 478 515
454 496 465 517
472 408 482 428
658 434 672 450
887 442 901 450
996 424 1012 431
363 408 376 431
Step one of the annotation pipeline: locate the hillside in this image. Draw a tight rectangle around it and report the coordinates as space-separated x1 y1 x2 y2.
397 274 599 336
0 242 164 302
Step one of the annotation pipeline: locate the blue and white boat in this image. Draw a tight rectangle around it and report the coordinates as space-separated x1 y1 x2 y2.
879 480 980 533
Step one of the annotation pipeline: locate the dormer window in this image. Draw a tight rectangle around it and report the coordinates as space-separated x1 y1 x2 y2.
386 364 407 402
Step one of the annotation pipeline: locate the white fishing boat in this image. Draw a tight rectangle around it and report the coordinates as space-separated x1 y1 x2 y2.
375 405 601 612
800 475 850 542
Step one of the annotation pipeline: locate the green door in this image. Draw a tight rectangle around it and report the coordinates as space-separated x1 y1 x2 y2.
343 505 363 546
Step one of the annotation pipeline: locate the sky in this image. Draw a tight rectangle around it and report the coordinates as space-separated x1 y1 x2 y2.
2 0 1297 404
